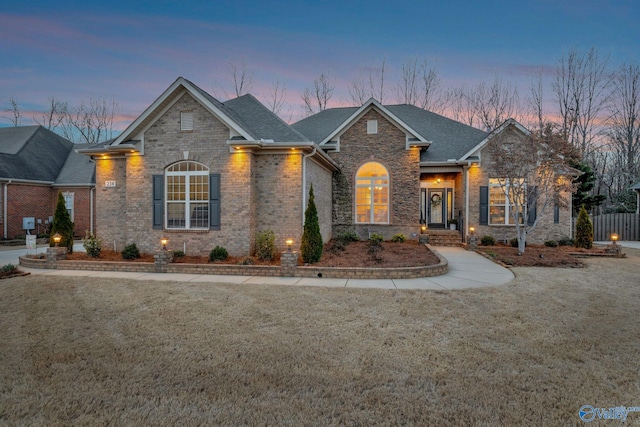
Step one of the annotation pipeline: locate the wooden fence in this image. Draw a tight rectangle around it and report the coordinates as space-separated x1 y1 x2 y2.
589 213 640 241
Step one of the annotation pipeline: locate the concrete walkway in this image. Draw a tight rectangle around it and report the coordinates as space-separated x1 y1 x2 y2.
7 244 516 290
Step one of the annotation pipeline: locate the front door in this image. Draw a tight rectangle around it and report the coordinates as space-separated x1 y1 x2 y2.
428 189 446 227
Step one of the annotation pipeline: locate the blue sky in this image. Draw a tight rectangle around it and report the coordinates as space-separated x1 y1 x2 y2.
1 0 638 126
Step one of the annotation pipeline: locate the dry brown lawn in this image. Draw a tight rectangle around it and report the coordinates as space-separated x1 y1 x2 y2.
2 249 640 425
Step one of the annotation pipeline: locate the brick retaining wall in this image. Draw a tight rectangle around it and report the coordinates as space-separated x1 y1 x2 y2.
19 246 448 280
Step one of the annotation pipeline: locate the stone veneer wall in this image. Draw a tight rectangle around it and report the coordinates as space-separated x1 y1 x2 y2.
329 109 421 240
95 157 127 251
466 133 574 244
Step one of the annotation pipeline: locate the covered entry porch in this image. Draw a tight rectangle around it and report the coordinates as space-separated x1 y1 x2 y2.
420 171 464 231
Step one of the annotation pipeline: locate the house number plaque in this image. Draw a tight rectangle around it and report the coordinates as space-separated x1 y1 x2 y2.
105 180 116 187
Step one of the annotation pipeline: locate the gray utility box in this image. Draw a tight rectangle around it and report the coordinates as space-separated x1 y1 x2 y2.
22 217 35 230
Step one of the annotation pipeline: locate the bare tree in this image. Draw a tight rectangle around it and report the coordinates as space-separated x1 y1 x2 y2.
472 76 523 131
552 47 610 157
396 58 421 106
419 63 444 113
264 79 288 116
62 97 119 144
1 97 21 127
33 97 68 130
485 123 575 253
301 73 335 116
528 67 546 133
348 59 387 104
443 85 479 127
607 62 640 198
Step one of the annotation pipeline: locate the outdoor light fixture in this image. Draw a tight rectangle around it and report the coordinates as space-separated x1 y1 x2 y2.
469 226 475 234
286 238 293 251
611 233 619 245
421 224 427 233
161 237 168 250
52 233 62 247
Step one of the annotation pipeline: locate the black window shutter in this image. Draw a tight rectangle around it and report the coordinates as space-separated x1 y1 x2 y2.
152 174 163 229
209 174 220 230
554 202 560 224
479 186 489 225
527 186 537 226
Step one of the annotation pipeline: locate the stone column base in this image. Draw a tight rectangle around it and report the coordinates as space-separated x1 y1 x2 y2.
154 250 174 273
467 235 478 250
281 250 299 275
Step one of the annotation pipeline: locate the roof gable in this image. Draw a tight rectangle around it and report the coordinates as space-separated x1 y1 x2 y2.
292 99 429 146
459 119 530 161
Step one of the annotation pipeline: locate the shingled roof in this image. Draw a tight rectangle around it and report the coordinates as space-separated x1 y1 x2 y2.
292 103 489 162
0 125 95 185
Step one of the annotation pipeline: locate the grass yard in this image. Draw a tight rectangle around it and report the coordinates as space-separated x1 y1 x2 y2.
1 249 639 425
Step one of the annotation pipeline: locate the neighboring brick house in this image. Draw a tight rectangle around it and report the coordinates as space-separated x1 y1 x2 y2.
0 126 96 239
79 78 574 256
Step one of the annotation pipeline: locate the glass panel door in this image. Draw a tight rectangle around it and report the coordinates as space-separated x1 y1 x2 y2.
428 189 445 226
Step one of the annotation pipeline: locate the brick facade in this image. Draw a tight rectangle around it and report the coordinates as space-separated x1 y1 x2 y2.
466 132 573 245
328 109 421 240
94 92 335 256
1 183 93 239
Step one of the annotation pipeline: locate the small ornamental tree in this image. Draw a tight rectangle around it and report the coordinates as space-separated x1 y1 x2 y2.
300 184 323 263
575 205 594 249
50 192 74 253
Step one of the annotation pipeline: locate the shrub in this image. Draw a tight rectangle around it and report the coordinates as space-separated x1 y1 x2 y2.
300 184 323 264
327 239 346 254
209 245 229 262
50 192 74 253
391 233 406 243
557 237 574 246
368 233 384 256
238 256 255 265
255 229 276 261
510 238 519 248
544 240 558 247
82 233 102 258
2 263 17 273
481 235 495 246
575 205 593 249
336 230 359 242
122 243 140 260
173 250 185 258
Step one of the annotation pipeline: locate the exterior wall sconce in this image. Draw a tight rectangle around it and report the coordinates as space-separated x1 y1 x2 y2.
611 233 619 245
469 226 475 235
286 238 293 251
421 225 427 233
161 237 168 250
52 233 62 247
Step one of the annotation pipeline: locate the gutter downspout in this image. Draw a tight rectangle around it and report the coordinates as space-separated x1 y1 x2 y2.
90 187 95 234
465 165 470 241
3 180 9 239
301 147 317 227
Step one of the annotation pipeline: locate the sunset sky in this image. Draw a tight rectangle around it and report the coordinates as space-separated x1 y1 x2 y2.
1 0 638 128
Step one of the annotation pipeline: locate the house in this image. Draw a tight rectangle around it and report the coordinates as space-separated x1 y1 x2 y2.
0 125 96 239
632 181 640 215
78 77 573 256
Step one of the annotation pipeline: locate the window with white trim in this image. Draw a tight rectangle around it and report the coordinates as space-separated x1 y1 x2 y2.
367 120 378 134
165 161 209 229
181 111 194 131
63 192 74 222
489 178 525 225
355 162 389 224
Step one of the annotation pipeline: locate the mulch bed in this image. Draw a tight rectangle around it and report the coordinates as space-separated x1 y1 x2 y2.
62 241 438 268
477 244 609 267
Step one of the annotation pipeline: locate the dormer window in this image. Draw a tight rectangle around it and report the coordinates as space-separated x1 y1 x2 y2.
181 111 194 131
367 120 378 134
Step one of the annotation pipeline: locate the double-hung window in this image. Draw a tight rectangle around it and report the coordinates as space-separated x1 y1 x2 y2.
355 162 389 224
166 161 209 229
489 178 525 225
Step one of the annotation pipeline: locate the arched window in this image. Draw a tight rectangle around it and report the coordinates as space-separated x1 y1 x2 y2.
165 161 209 229
355 162 389 224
